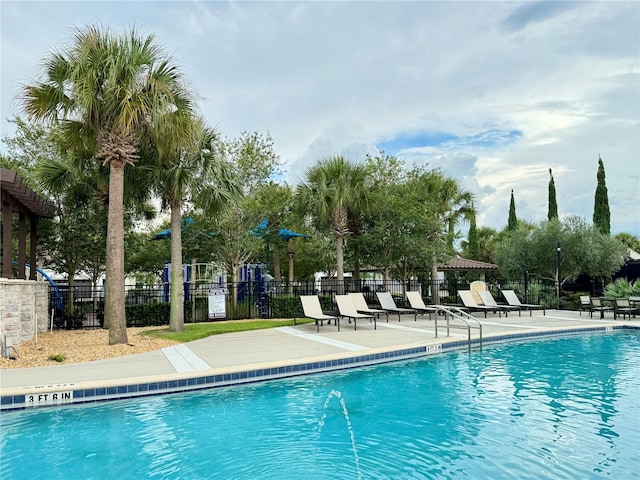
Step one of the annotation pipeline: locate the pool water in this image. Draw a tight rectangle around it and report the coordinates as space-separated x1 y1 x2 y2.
1 332 638 479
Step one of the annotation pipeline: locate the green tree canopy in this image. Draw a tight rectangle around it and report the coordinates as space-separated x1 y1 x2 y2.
467 209 479 260
508 190 518 231
249 182 300 281
2 117 109 309
593 156 611 235
614 233 640 253
548 168 558 220
216 131 281 195
495 216 625 286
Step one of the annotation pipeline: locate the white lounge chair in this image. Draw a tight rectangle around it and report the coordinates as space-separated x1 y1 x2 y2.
300 295 340 332
348 292 388 321
458 290 501 318
335 295 376 330
376 291 417 321
477 290 519 317
405 291 437 320
501 290 545 316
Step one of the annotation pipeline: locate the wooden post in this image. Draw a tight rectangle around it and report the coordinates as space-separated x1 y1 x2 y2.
17 212 27 279
2 201 13 279
29 217 38 280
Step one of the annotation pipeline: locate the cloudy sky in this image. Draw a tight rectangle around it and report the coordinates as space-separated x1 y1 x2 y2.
1 1 639 236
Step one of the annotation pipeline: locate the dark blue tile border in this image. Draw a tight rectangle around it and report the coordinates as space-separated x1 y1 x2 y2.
2 325 638 411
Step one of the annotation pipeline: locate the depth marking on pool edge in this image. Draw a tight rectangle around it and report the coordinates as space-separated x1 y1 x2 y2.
162 344 211 372
277 327 369 351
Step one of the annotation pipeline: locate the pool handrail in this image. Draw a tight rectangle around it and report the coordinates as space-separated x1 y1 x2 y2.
432 305 483 350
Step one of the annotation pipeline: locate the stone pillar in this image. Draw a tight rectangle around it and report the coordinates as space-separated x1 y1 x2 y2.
0 278 50 348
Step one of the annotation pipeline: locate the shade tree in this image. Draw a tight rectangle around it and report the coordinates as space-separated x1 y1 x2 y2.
495 216 625 288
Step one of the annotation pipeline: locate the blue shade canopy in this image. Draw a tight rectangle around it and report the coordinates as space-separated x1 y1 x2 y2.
152 217 194 240
154 218 308 241
251 219 309 241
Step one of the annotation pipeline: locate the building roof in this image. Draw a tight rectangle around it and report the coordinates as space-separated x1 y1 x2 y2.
437 255 498 271
627 248 640 261
1 169 53 218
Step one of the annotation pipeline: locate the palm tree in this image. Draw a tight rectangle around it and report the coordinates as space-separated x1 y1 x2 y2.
20 25 189 344
297 156 369 289
410 169 474 303
147 120 241 332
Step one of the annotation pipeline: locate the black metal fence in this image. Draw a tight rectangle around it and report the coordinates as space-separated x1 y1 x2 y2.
47 277 558 330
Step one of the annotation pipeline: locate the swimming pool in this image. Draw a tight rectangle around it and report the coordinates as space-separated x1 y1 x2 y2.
1 331 638 479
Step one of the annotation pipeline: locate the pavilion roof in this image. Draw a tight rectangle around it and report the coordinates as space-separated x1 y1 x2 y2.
437 255 498 271
1 169 53 218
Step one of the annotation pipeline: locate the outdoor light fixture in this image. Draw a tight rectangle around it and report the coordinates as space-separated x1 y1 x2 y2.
556 243 562 307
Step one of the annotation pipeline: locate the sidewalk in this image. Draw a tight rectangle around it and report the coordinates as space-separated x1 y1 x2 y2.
2 310 638 410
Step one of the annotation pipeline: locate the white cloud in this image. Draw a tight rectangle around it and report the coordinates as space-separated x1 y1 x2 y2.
1 0 638 236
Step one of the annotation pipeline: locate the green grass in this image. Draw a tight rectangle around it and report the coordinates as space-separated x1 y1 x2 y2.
146 318 314 343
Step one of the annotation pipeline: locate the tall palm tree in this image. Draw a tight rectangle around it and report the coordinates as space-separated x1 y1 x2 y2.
20 25 189 344
147 120 241 332
414 170 475 303
297 156 369 288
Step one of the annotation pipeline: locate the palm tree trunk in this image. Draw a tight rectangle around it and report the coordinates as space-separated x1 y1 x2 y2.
353 246 361 284
336 235 345 294
431 259 440 305
66 263 76 316
231 262 239 306
106 162 128 345
169 202 185 332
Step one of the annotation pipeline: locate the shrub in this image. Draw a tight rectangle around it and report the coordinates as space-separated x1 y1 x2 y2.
318 295 333 312
53 309 86 330
605 279 640 298
184 298 209 323
48 354 65 362
562 292 587 310
270 296 303 318
225 299 253 319
125 302 170 327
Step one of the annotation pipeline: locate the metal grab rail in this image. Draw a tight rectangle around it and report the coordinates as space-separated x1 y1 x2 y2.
432 305 483 350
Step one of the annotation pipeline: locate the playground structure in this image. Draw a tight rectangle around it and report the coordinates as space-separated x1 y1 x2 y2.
163 261 271 320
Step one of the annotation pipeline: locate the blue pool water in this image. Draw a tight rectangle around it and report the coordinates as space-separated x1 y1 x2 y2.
1 332 639 479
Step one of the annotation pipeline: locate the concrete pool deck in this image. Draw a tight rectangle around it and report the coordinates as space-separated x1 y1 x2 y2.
1 309 638 410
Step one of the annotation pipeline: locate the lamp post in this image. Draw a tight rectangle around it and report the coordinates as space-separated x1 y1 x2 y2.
556 242 562 309
287 241 295 294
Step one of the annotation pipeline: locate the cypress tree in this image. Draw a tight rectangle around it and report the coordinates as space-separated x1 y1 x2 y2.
593 156 610 235
548 168 558 220
467 209 478 259
508 189 518 231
